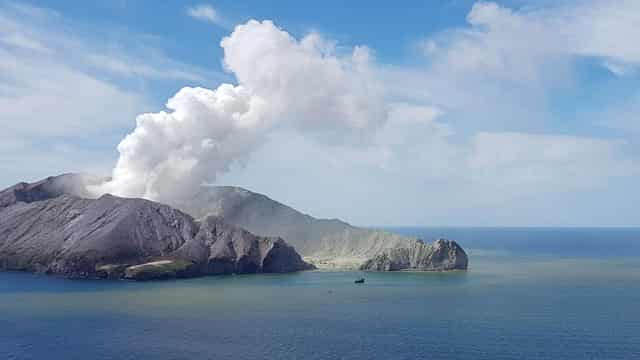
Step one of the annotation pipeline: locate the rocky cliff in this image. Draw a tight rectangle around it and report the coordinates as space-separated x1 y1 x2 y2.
171 186 352 255
171 185 469 271
0 176 313 280
360 239 468 271
0 173 468 274
176 216 313 275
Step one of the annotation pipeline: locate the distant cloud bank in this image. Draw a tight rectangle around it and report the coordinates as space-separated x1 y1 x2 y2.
186 4 227 27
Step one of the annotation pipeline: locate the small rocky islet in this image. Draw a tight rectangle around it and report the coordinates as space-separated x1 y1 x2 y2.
0 174 468 280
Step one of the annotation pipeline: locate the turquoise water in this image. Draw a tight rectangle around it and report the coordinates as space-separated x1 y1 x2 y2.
2 228 640 359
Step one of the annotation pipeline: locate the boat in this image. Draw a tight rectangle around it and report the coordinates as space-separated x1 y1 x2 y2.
354 278 365 284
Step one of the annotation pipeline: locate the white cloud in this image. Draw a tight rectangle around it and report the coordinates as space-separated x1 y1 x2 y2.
186 4 226 27
219 122 636 225
3 1 640 226
84 53 205 81
0 8 147 138
421 1 640 81
0 51 144 137
0 2 211 84
0 2 216 188
96 20 387 203
0 140 116 188
221 21 385 141
94 8 640 225
378 0 640 122
0 32 51 53
568 0 640 72
469 132 634 191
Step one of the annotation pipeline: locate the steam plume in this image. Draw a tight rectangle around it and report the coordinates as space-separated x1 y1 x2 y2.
94 20 386 202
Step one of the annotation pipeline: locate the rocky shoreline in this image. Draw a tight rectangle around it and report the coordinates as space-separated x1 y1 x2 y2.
174 183 469 272
0 176 314 280
0 174 468 280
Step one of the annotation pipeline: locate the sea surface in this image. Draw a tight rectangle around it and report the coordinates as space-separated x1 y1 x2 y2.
1 227 640 360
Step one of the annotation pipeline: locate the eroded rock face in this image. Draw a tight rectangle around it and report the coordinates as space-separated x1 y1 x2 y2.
360 239 468 271
0 193 198 278
171 186 352 255
177 216 314 275
0 177 313 280
0 173 469 274
172 185 469 271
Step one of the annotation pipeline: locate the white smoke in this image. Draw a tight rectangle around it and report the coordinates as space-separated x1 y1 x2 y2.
93 20 386 202
221 21 385 139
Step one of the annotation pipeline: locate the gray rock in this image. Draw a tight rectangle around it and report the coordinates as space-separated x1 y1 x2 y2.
171 185 469 271
0 173 104 209
1 173 468 273
360 239 468 271
0 177 313 280
171 186 351 255
177 216 314 275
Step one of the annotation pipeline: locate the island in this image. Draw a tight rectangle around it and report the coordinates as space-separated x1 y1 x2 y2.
0 174 468 280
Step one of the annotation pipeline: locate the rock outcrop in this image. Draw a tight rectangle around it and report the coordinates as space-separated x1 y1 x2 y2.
0 194 198 278
0 173 468 274
172 185 469 271
171 186 353 255
0 173 103 209
360 239 468 271
176 216 313 275
0 176 313 280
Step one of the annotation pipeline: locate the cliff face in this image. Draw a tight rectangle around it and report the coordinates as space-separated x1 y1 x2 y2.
176 216 313 275
171 186 352 255
360 239 468 271
0 173 468 274
171 187 417 258
0 177 313 280
0 194 197 278
172 186 469 271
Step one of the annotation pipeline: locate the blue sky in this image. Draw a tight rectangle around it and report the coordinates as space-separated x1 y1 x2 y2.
1 0 639 226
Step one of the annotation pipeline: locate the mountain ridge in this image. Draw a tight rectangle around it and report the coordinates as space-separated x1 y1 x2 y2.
0 176 313 280
170 181 468 271
0 173 468 275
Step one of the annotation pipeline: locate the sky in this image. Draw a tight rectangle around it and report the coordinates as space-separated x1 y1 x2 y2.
1 0 639 226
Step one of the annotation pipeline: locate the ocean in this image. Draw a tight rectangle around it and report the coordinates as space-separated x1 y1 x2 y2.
1 227 639 360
